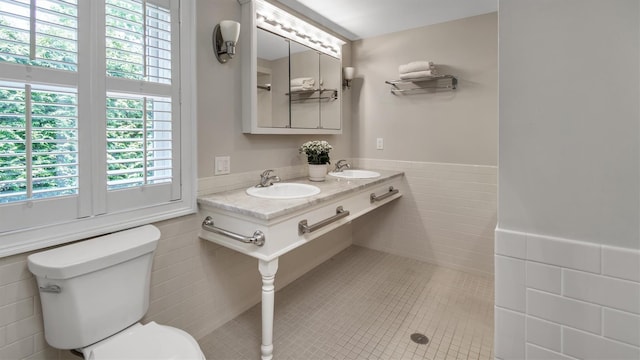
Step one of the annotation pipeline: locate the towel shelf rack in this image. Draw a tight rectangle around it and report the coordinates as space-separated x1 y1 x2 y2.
286 88 338 102
385 75 457 94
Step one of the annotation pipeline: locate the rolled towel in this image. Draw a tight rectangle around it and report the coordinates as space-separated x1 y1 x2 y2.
399 61 434 75
399 70 437 80
290 77 315 86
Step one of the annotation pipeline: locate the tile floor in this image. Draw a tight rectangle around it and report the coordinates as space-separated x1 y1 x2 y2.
198 246 494 360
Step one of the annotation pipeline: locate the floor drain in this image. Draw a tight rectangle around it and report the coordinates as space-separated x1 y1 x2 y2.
410 333 429 345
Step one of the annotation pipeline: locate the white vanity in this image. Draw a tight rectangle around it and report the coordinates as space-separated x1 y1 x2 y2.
198 170 403 359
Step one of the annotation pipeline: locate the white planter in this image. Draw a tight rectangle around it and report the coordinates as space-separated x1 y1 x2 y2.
308 164 328 182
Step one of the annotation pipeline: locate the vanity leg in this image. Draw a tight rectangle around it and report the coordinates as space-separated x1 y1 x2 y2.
258 258 279 360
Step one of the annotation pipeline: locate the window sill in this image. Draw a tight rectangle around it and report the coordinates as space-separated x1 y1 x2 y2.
0 199 196 258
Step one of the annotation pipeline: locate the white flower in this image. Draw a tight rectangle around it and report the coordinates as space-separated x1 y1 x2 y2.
299 140 332 165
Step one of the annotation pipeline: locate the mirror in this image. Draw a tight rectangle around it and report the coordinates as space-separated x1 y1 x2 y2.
319 53 341 129
256 29 289 128
289 40 320 128
257 28 341 131
240 0 345 134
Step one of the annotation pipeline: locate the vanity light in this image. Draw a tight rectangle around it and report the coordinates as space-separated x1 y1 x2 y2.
213 20 241 63
343 67 355 89
254 0 344 58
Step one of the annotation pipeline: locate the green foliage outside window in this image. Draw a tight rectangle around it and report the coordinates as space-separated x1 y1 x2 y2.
0 0 172 202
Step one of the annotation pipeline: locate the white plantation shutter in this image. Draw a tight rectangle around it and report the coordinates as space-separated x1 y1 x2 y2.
105 0 171 83
103 0 179 212
0 0 80 232
106 94 172 190
2 84 79 198
0 0 193 257
0 0 78 71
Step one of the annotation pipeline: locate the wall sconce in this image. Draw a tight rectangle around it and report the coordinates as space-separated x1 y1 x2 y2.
213 20 241 63
343 67 355 89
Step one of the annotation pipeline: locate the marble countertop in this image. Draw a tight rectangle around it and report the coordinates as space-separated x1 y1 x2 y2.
197 169 404 221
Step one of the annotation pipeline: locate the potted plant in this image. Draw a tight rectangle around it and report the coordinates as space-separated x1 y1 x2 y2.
299 140 332 181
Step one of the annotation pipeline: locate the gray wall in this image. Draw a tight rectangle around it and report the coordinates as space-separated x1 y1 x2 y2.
196 0 353 177
499 0 640 249
351 13 498 166
350 13 498 275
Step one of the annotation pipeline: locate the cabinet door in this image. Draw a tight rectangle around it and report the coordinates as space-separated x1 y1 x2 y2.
289 40 320 129
256 28 290 128
320 54 341 130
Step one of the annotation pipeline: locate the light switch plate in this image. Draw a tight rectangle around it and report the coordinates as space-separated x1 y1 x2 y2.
214 156 230 175
376 138 384 150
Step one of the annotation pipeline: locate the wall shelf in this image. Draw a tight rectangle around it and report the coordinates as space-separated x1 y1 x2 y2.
286 88 338 102
385 75 457 94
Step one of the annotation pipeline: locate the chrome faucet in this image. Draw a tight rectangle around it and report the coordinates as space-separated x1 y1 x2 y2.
256 169 281 187
334 160 351 172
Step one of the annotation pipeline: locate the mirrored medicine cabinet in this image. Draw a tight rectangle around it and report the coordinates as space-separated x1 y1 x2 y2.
238 0 345 134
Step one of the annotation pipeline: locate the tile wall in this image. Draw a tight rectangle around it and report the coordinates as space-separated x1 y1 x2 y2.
351 159 497 276
0 166 351 360
495 228 640 359
0 160 497 359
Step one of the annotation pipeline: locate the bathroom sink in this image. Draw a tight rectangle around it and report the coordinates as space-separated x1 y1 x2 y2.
328 169 381 179
246 183 320 199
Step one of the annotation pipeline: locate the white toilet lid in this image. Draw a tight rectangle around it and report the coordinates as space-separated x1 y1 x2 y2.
86 322 205 360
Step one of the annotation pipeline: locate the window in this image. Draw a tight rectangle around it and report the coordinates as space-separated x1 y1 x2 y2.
0 0 195 256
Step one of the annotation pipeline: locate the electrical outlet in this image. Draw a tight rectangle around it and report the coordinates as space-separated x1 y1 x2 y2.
214 156 230 175
376 138 384 150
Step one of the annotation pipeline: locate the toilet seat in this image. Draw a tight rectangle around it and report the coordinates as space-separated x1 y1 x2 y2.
82 322 205 360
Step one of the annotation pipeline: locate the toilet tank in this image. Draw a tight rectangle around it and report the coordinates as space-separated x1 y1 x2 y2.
27 225 161 350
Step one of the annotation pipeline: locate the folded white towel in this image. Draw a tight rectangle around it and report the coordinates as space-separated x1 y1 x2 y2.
290 77 315 86
399 70 437 80
399 61 434 75
290 85 315 92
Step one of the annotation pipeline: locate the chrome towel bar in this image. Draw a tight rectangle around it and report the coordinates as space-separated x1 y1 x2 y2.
202 216 266 246
298 206 350 235
370 186 400 203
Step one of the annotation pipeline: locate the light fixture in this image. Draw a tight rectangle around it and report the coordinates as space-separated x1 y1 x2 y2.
213 20 241 63
254 0 345 59
343 67 355 89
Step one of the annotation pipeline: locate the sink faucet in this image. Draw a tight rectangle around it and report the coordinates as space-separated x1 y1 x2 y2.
257 169 281 187
334 160 351 172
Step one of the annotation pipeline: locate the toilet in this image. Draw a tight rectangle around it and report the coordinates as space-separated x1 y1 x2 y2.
27 225 205 359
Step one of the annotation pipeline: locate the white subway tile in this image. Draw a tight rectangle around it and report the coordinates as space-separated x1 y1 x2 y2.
32 332 47 353
527 289 601 334
0 278 36 308
0 298 33 327
526 343 574 360
563 269 640 314
495 229 526 259
495 255 526 311
23 347 59 360
495 307 525 360
526 261 561 294
527 234 600 273
0 326 6 347
603 308 640 347
0 336 34 360
602 246 640 282
526 316 562 352
5 314 42 344
0 260 32 287
563 327 640 360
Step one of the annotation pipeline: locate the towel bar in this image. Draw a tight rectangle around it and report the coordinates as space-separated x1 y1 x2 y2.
202 216 265 246
298 206 350 235
370 186 400 203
